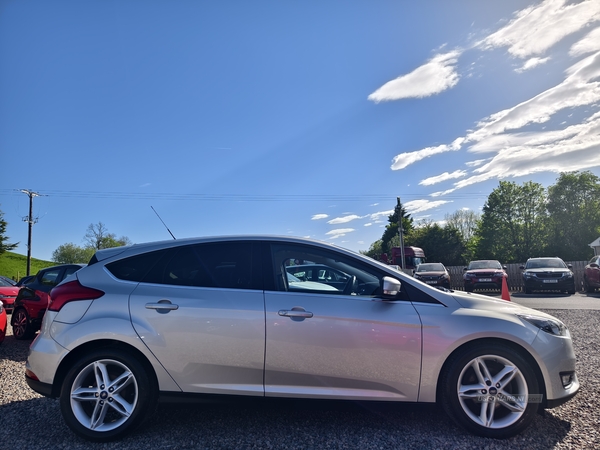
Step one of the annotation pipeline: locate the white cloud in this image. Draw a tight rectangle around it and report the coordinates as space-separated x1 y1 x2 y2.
465 159 487 167
419 170 467 186
391 138 464 170
479 0 600 58
311 214 328 220
327 214 363 224
404 199 452 214
515 57 551 73
570 26 600 56
451 111 600 190
326 228 355 239
368 51 461 102
369 210 394 221
466 51 600 145
364 223 372 227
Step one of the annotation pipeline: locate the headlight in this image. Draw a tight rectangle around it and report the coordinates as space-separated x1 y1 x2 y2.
518 314 568 336
523 271 534 279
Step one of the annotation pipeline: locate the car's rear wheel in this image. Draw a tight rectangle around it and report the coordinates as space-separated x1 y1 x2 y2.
440 342 540 439
59 349 157 442
584 277 594 293
12 308 34 340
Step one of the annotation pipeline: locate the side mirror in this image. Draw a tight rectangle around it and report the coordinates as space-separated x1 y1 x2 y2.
382 276 401 297
519 265 525 270
502 265 507 270
567 263 573 270
463 267 467 271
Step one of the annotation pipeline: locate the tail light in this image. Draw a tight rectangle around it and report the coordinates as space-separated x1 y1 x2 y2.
48 280 105 312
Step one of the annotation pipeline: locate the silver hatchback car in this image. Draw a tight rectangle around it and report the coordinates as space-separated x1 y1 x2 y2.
26 236 579 441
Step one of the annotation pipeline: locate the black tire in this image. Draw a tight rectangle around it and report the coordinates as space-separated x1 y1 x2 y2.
11 308 35 340
440 342 540 439
584 277 594 293
59 349 157 442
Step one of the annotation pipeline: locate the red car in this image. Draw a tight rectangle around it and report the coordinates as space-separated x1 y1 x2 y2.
0 277 20 314
0 300 6 344
584 255 600 293
463 260 507 292
11 264 85 340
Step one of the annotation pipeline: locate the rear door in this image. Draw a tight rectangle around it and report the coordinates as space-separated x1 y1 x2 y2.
128 241 266 396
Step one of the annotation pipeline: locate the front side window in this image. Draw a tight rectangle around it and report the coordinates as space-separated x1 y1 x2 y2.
270 243 382 297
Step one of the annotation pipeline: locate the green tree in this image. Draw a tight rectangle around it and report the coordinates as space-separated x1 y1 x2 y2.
474 181 548 263
0 208 18 256
52 243 95 264
381 200 414 255
408 222 466 266
84 222 132 250
445 209 481 242
546 171 600 260
52 222 131 263
360 239 384 260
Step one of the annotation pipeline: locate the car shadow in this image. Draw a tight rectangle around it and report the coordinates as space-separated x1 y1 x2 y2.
0 395 573 449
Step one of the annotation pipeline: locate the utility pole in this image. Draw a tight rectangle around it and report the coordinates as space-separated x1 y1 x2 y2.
20 189 41 276
397 197 406 270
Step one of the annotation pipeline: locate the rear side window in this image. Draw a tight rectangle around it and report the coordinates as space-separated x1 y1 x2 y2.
106 249 169 282
40 269 62 287
141 242 254 290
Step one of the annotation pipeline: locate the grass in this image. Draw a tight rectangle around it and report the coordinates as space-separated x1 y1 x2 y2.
0 251 55 282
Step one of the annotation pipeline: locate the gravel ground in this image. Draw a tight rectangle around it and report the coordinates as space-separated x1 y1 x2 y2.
1 309 598 449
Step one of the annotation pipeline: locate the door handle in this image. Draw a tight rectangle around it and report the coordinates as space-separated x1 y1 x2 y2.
146 300 179 313
278 308 313 318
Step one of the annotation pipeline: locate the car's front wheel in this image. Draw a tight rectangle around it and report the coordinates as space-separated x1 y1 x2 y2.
59 349 157 442
440 342 540 439
11 308 35 340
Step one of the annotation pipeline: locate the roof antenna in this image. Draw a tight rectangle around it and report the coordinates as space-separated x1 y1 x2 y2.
151 206 176 240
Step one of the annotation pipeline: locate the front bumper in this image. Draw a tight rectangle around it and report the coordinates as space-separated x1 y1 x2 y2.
523 279 575 292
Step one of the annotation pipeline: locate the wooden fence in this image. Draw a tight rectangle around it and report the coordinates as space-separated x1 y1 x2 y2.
445 261 587 292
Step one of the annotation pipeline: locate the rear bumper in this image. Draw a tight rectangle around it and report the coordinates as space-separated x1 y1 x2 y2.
26 374 55 398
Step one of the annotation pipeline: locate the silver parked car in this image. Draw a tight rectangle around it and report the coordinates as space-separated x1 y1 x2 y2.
25 236 579 441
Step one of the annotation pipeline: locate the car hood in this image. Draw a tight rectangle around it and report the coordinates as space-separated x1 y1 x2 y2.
465 268 503 274
0 286 20 296
524 268 570 273
415 271 446 276
450 290 554 318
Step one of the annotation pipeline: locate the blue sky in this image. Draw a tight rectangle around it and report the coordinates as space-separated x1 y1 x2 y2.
1 0 600 261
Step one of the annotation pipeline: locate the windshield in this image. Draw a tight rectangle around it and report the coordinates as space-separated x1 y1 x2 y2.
467 260 502 270
416 263 444 272
525 258 567 269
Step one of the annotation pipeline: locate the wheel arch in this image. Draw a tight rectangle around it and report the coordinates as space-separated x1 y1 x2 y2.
435 337 547 408
50 339 159 398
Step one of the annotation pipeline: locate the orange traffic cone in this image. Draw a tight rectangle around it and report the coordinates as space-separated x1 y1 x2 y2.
501 275 511 301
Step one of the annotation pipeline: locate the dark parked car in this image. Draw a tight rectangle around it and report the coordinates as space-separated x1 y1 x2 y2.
15 275 35 287
463 260 507 292
583 255 600 293
520 257 575 295
414 263 451 289
11 264 85 339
